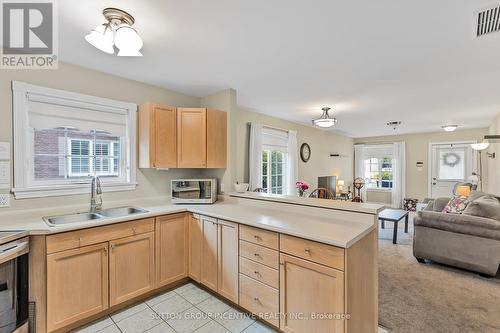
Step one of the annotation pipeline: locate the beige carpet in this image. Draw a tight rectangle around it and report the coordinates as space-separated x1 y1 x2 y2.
378 213 500 333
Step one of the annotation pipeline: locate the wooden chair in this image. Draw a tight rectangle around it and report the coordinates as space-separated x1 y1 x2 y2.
253 188 267 193
309 188 334 199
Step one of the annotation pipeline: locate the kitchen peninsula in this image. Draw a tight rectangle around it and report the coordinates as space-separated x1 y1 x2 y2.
0 193 383 333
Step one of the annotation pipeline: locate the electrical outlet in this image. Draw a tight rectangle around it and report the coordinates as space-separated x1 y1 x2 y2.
0 194 10 207
220 183 225 194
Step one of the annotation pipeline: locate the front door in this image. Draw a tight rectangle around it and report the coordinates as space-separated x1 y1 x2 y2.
430 143 474 198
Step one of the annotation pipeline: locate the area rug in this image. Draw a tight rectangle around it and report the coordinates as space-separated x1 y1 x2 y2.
378 214 500 333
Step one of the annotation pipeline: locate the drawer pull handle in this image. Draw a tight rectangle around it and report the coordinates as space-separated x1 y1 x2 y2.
254 253 261 258
253 235 261 240
280 262 284 266
304 248 311 254
103 247 108 255
253 297 260 303
254 271 261 277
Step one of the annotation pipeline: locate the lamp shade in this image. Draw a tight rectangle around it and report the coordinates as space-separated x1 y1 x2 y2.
114 24 143 56
337 180 345 186
471 142 490 151
85 24 114 54
456 185 471 197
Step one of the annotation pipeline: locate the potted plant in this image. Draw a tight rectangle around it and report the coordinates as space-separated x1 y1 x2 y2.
296 181 310 197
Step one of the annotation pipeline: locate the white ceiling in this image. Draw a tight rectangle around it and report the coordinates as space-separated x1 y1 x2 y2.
59 0 500 138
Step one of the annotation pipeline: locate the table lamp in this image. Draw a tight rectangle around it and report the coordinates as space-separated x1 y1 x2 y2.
456 185 471 197
337 180 345 193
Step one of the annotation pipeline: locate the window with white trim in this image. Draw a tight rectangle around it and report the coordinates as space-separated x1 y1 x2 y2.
12 81 137 199
363 145 393 190
260 127 288 194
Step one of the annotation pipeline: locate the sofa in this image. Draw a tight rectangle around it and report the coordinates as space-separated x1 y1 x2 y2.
413 191 500 277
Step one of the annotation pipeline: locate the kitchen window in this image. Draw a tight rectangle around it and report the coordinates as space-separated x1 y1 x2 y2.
262 150 286 194
12 81 137 199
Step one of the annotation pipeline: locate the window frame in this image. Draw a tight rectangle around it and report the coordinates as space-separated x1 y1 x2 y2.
12 81 137 199
67 138 120 178
261 149 286 194
365 156 393 191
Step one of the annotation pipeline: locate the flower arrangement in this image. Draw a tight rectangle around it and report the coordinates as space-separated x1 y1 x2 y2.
296 181 310 197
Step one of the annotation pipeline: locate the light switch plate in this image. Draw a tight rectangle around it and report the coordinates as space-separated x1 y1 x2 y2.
0 142 10 160
0 161 10 189
0 194 10 207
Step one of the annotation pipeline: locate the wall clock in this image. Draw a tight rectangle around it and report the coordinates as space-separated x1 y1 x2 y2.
300 143 311 162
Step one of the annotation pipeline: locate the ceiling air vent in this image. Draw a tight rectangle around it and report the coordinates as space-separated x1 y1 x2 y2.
476 4 500 37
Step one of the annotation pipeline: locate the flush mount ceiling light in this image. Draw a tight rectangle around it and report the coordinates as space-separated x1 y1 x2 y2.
387 121 402 130
85 8 143 56
442 125 458 132
312 107 338 128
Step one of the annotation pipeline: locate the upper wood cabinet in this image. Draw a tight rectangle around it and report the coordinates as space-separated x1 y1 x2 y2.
109 232 155 306
139 103 177 168
155 213 188 287
177 108 207 168
47 243 109 332
139 104 227 169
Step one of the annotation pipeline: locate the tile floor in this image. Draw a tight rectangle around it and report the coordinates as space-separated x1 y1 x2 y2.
74 282 390 333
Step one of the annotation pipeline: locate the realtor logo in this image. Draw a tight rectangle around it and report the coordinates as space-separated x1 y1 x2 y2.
1 0 58 69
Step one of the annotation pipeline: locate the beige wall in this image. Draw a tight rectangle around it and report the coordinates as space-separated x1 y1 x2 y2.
487 112 500 195
234 106 354 191
0 62 202 212
355 128 488 201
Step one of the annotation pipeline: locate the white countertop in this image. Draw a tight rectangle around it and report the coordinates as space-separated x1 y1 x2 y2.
0 196 381 248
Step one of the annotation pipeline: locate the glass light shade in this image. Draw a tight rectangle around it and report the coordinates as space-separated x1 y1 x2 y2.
114 24 143 56
470 142 490 151
313 118 337 128
456 185 471 197
85 24 114 54
442 125 458 132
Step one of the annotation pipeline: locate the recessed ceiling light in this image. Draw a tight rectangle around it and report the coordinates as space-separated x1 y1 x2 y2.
85 8 143 56
312 107 337 128
442 125 458 132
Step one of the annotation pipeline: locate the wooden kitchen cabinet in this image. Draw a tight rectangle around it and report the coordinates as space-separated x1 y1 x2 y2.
206 108 227 168
177 108 207 168
279 254 345 333
156 214 188 287
188 214 203 282
139 103 177 168
217 220 239 303
47 243 109 332
109 232 155 306
200 216 218 291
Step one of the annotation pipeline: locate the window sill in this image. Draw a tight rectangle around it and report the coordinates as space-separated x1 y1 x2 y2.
12 182 137 199
366 188 392 193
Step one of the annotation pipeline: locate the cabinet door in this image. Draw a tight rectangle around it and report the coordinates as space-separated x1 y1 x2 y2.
201 216 218 291
109 232 155 306
217 220 239 303
280 254 345 333
188 214 203 282
47 243 108 332
156 214 188 288
153 105 177 168
206 108 227 168
177 108 207 168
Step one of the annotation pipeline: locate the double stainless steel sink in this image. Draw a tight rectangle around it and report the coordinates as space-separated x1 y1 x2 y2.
43 207 148 226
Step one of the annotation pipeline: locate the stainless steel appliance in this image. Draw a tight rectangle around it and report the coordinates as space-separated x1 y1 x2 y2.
171 179 217 204
318 176 337 198
0 232 29 333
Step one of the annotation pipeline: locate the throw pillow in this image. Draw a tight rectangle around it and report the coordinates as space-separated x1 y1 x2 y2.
442 196 470 214
463 196 500 221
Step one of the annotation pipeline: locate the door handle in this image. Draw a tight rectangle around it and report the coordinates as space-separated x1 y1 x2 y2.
432 183 436 185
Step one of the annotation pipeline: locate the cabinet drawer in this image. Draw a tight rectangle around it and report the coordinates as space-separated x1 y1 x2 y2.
47 218 155 254
239 240 279 269
239 274 279 327
240 225 278 250
239 257 279 289
280 234 345 270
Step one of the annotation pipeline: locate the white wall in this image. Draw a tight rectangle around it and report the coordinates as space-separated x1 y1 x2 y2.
487 112 500 195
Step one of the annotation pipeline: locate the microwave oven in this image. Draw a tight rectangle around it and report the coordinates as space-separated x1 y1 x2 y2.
171 179 218 204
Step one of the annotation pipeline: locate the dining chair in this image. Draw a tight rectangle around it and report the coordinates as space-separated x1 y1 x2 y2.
309 188 334 199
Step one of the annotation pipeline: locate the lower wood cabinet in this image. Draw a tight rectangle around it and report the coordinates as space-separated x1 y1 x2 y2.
200 216 219 291
156 214 188 287
109 232 155 306
188 214 202 282
217 220 239 303
279 254 345 333
47 243 109 332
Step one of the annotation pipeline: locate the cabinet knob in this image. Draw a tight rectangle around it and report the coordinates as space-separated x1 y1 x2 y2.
304 248 311 254
279 262 284 266
103 247 108 255
254 253 261 258
254 271 261 277
253 297 260 303
253 235 261 240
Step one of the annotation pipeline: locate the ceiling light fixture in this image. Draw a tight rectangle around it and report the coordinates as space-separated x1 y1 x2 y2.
312 107 337 128
387 121 402 130
442 125 458 132
470 142 490 151
85 8 143 56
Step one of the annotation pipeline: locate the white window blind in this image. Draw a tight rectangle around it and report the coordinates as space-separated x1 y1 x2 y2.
262 127 288 153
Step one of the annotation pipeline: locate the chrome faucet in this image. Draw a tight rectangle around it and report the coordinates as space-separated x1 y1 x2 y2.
90 176 102 213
